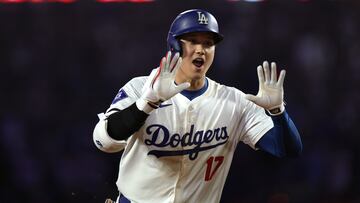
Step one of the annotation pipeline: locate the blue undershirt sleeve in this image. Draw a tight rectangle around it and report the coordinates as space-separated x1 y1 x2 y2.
256 110 303 158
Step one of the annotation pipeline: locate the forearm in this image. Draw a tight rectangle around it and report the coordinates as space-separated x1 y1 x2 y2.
256 111 303 158
278 111 302 157
107 102 149 140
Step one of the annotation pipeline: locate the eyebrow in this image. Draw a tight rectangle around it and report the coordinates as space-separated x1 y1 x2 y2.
182 33 214 39
180 37 214 42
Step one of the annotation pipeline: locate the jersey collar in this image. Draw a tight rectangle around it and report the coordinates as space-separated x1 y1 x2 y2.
180 78 209 101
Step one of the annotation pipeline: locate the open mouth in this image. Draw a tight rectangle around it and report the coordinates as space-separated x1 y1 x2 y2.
192 58 205 68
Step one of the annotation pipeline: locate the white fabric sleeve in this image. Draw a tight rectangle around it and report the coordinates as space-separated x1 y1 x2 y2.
92 76 147 153
237 92 274 149
106 69 157 113
107 77 146 112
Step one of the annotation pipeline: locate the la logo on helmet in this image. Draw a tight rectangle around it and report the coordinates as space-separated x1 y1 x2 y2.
197 12 208 24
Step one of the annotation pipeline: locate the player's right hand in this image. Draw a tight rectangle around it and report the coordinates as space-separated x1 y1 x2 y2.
136 51 190 113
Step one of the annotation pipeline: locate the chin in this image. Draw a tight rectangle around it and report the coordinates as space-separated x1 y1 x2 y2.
190 73 205 80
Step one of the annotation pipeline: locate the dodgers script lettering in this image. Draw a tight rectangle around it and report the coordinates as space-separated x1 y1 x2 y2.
145 124 229 160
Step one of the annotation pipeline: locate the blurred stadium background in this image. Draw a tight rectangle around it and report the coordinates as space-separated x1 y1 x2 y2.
0 0 359 202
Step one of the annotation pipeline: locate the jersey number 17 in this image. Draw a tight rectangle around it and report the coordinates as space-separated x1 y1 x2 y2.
204 156 224 181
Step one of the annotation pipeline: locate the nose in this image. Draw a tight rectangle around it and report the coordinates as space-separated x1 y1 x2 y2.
194 44 205 55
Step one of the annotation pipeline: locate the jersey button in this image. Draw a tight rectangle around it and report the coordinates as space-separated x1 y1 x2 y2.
188 106 193 111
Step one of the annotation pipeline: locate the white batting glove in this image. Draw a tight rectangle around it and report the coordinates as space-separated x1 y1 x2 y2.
245 61 286 115
136 51 190 114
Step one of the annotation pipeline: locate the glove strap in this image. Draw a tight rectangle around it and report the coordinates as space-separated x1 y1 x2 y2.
136 99 163 114
267 103 285 116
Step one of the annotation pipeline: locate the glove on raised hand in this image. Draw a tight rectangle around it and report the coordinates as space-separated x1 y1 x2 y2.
136 51 190 113
245 61 286 115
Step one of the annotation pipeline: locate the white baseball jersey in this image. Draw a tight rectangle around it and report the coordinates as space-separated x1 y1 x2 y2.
95 70 273 203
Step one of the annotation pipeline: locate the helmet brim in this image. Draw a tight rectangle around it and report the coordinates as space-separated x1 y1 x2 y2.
174 30 224 44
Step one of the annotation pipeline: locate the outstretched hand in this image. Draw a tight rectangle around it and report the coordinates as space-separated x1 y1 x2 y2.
245 61 285 113
137 51 190 113
151 51 190 102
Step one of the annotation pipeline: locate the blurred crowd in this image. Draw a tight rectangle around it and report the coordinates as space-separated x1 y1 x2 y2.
0 1 359 202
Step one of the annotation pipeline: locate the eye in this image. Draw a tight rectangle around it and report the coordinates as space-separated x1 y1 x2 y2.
204 40 214 47
189 39 197 44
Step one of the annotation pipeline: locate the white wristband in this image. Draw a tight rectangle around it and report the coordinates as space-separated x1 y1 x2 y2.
136 99 156 114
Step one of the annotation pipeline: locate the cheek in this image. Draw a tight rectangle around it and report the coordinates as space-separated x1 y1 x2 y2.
181 45 192 58
179 57 193 72
181 48 193 66
206 49 215 65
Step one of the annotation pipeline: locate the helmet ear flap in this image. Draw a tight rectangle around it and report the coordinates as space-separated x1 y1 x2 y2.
167 33 182 56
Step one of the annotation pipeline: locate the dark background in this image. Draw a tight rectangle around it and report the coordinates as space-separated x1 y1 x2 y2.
1 0 360 202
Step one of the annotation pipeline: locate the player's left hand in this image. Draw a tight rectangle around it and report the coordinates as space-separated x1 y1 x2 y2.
245 61 285 114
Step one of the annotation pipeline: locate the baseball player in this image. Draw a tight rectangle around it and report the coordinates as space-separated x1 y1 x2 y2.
93 9 302 203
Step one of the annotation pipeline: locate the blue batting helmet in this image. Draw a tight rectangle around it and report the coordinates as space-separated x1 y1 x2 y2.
167 9 224 54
